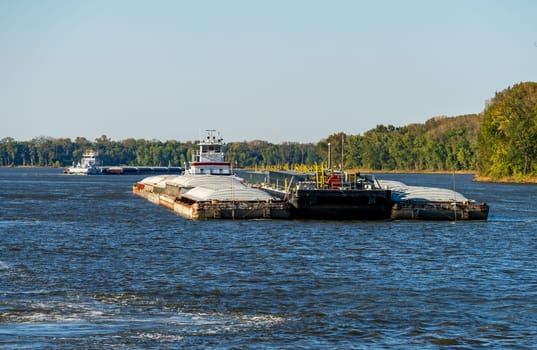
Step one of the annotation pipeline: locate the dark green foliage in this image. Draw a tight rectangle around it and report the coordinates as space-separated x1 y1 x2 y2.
332 115 481 171
224 140 321 168
0 136 192 168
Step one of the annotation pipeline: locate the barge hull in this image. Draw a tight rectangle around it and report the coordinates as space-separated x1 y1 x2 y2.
133 185 290 220
390 202 489 221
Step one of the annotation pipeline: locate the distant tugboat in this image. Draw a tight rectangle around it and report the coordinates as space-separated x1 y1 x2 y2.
64 151 100 175
64 150 182 175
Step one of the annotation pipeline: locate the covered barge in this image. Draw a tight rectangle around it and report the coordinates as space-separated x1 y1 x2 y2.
379 180 489 220
132 130 290 220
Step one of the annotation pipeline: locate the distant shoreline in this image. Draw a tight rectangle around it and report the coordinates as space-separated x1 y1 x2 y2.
3 166 536 184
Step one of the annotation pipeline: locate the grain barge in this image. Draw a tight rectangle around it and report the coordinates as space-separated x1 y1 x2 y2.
379 180 489 220
132 130 290 220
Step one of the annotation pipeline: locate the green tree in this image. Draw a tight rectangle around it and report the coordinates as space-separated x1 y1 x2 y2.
478 81 537 178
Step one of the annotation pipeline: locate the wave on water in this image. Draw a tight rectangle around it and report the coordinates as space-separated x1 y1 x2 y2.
0 220 41 227
165 312 286 333
0 297 287 340
128 312 286 344
488 216 537 223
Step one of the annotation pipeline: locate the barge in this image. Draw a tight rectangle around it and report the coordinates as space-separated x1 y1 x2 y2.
133 175 289 220
132 130 290 220
100 166 182 175
379 180 489 220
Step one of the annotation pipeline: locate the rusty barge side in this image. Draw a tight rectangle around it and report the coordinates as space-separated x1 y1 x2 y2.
390 201 489 221
133 183 290 220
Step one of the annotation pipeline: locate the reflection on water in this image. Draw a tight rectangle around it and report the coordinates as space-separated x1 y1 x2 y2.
1 168 537 348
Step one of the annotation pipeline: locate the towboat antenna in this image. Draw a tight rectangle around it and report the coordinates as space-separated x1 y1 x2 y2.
328 143 331 170
341 134 344 171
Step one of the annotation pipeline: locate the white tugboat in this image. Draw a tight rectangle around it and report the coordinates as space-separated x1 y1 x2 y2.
133 130 290 220
64 151 101 175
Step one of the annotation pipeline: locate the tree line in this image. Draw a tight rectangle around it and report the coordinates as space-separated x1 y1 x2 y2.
0 135 193 168
2 81 536 180
0 115 480 172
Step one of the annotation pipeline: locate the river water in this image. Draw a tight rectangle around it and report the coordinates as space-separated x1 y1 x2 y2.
1 168 536 349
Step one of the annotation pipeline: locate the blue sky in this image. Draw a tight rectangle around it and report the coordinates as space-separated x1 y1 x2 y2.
1 0 536 143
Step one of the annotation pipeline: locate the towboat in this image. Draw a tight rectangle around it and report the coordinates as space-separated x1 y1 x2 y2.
64 151 101 175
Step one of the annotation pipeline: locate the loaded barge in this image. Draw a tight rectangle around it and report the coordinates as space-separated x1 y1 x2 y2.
379 180 489 220
132 131 290 220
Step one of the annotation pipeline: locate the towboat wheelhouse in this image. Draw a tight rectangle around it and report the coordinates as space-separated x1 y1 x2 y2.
186 130 232 175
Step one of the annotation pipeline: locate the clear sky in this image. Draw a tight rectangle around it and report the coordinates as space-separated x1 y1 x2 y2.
1 0 536 143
